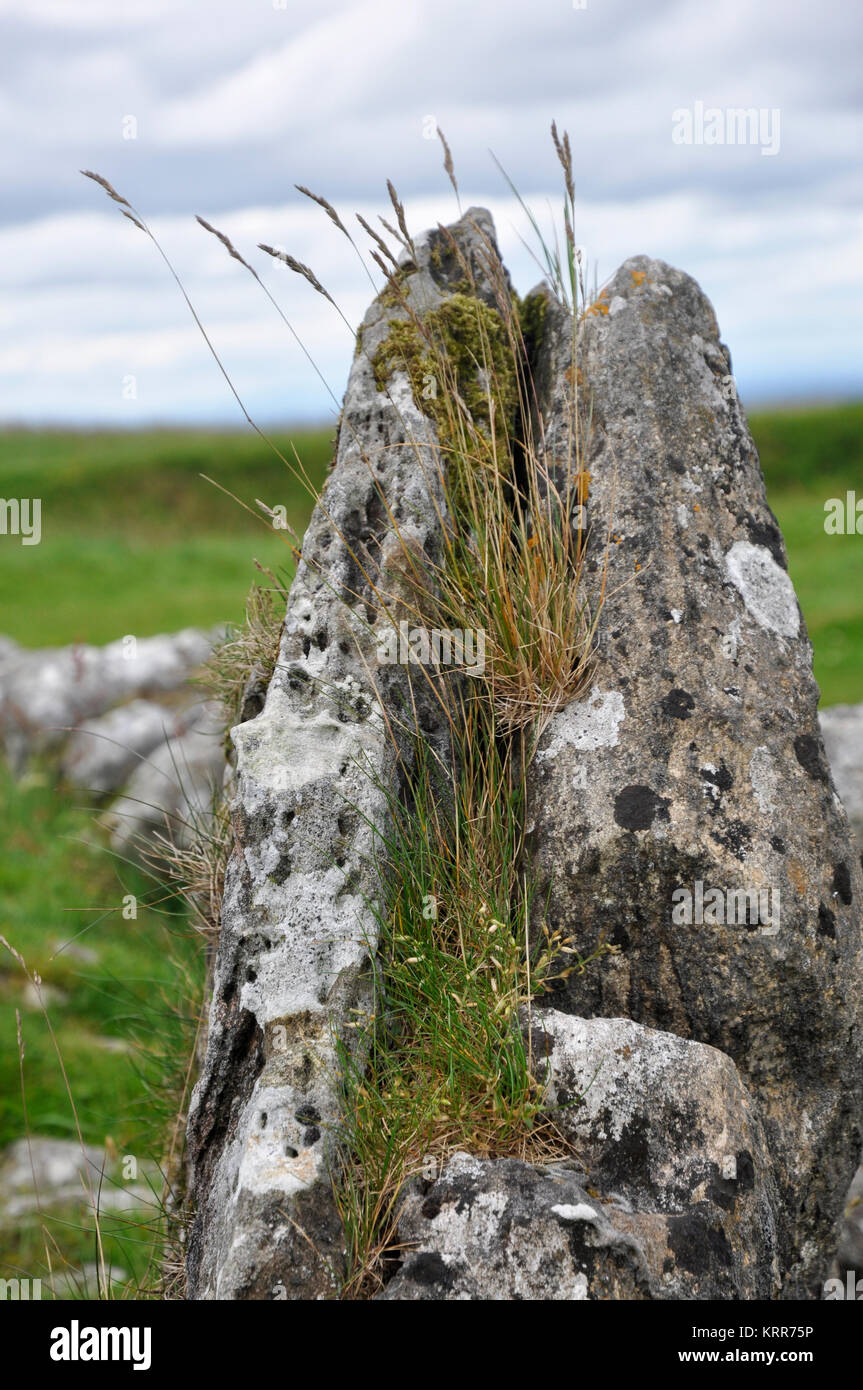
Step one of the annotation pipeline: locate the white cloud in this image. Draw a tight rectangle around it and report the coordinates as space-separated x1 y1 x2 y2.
153 1 420 147
0 0 860 420
2 181 860 426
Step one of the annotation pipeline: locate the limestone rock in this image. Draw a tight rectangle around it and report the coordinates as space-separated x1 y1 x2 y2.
104 701 226 858
533 1009 781 1298
380 1011 781 1301
47 1264 129 1299
838 1165 863 1276
378 1152 652 1301
0 1137 153 1221
184 209 509 1300
819 703 863 1285
0 627 215 770
61 697 203 794
0 1137 106 1197
526 258 863 1296
183 221 863 1301
0 635 20 672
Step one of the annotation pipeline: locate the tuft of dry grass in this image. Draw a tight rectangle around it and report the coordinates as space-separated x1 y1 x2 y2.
352 174 602 740
144 795 232 947
199 573 288 730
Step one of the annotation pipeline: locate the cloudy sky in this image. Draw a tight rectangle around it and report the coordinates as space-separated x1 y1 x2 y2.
1 0 860 427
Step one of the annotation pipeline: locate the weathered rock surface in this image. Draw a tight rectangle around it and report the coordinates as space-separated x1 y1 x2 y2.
0 1137 153 1220
61 697 203 794
838 1164 863 1277
819 703 863 1283
0 627 215 770
104 701 226 858
0 1137 106 1204
378 1011 780 1300
820 702 863 847
526 258 863 1296
47 1263 130 1299
378 1152 652 1300
534 1009 781 1298
0 635 20 673
184 209 508 1299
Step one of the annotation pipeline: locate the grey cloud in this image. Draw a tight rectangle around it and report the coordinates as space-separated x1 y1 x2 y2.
1 0 860 421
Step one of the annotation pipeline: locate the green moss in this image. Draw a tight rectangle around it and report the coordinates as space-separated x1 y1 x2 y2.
517 289 549 361
371 292 518 454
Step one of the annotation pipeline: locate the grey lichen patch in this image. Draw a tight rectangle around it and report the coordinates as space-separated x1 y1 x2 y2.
724 541 799 638
235 1082 328 1201
232 688 381 798
551 1202 600 1223
537 688 626 761
748 746 779 815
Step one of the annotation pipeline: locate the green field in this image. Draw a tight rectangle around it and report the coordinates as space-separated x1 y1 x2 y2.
0 427 333 646
749 404 863 705
1 409 861 696
0 762 199 1291
0 403 861 1294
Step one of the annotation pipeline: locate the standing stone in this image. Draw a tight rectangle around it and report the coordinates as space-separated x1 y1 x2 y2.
819 702 863 1284
184 217 862 1300
526 258 863 1296
184 210 510 1298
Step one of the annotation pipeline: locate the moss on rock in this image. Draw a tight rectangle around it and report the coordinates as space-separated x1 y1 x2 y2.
517 288 549 363
371 292 518 456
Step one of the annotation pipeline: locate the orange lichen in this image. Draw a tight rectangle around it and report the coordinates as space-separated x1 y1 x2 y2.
580 288 610 320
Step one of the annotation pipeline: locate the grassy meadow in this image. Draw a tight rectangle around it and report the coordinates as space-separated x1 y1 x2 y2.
0 402 860 1293
1 408 860 694
0 428 333 646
